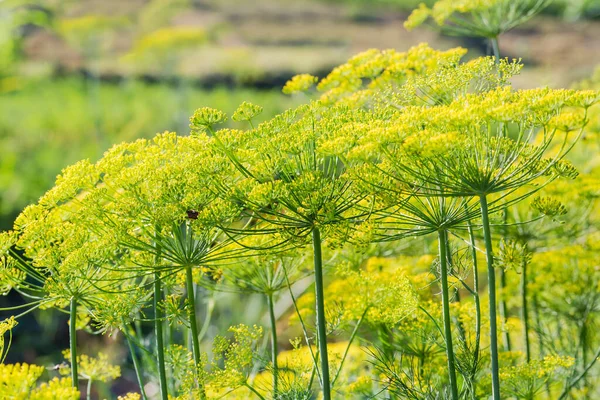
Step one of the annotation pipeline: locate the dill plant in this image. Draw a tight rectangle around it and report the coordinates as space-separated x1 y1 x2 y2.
192 101 374 399
3 197 132 390
1 132 246 399
405 0 553 59
353 85 597 399
67 133 245 399
1 16 600 396
413 91 591 398
284 37 599 398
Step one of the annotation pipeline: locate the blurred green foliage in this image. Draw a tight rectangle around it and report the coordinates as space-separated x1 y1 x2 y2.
0 78 301 229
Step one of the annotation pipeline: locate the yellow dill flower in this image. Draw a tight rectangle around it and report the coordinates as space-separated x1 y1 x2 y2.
117 394 141 400
232 101 263 123
209 325 264 391
282 74 318 94
496 355 574 398
323 262 418 326
0 363 45 397
405 0 551 39
60 350 120 383
30 377 79 400
531 196 568 220
0 316 17 361
404 3 430 30
190 107 228 133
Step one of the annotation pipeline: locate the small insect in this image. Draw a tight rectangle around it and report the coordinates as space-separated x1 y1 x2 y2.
50 362 69 371
186 209 199 220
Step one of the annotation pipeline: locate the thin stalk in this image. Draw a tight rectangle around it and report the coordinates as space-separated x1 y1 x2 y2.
267 293 279 397
69 297 79 389
244 382 267 400
490 36 501 62
125 327 148 400
559 345 600 399
499 267 511 352
86 379 92 400
521 260 530 362
466 216 482 380
479 195 501 400
533 293 551 397
331 307 368 387
163 286 174 396
499 209 511 352
185 264 206 399
312 227 331 400
284 269 320 377
378 324 395 360
532 294 545 358
154 272 168 400
438 229 459 400
579 321 588 390
197 294 215 343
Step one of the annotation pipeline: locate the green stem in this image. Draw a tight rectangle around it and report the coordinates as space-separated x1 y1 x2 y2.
438 229 459 400
154 272 168 400
332 307 368 387
267 293 279 397
490 36 501 62
499 267 511 352
185 264 206 399
479 195 501 400
86 378 92 400
499 208 510 353
521 261 530 363
579 321 588 390
559 345 600 400
125 326 148 400
162 285 174 395
69 297 79 389
532 294 545 358
312 227 331 400
244 382 267 400
284 269 320 377
466 216 481 383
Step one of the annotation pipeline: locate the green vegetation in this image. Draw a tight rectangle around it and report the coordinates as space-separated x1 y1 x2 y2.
1 0 600 399
0 78 300 227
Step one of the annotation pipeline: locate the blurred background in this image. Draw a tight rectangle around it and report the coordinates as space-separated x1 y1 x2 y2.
1 0 599 397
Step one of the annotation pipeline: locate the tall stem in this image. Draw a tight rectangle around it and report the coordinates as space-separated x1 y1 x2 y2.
185 264 206 399
499 267 511 352
69 297 79 389
154 272 168 400
125 327 148 400
479 195 501 400
521 260 530 362
579 321 588 390
466 216 481 384
312 227 331 400
86 378 92 400
267 293 279 397
490 36 501 62
438 229 460 400
499 208 511 352
532 294 545 358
